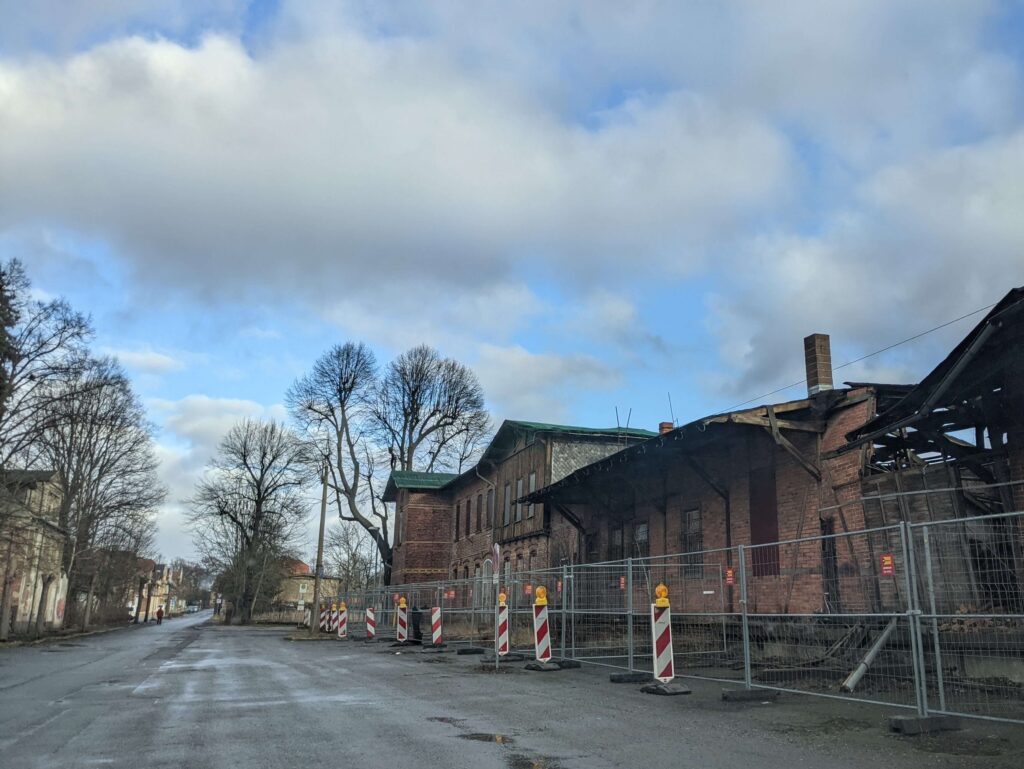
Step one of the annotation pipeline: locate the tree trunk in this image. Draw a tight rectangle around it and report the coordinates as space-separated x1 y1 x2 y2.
34 574 54 637
133 577 146 623
0 535 13 641
81 572 97 631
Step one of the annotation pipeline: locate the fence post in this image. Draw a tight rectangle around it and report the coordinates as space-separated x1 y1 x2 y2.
560 564 568 660
626 557 634 672
899 520 928 717
738 545 752 690
920 525 946 712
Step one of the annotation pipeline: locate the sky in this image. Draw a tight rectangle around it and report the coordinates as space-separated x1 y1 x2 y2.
2 1 1023 561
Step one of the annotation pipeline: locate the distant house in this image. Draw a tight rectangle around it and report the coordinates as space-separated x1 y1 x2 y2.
0 470 68 637
383 420 655 586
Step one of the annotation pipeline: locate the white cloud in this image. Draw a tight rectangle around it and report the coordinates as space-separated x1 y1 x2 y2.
709 129 1024 399
474 343 622 423
104 346 186 374
0 29 791 310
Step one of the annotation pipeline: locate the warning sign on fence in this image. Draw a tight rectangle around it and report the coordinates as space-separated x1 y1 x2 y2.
619 575 626 590
881 553 895 577
725 568 734 586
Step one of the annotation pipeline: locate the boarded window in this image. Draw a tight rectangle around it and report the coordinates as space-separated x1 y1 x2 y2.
503 483 511 526
633 522 650 558
749 465 780 576
610 526 624 561
487 488 495 528
681 508 703 577
464 501 471 538
527 471 537 518
515 478 524 522
476 494 483 532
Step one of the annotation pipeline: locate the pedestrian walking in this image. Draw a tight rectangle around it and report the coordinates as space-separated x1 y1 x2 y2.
156 606 164 625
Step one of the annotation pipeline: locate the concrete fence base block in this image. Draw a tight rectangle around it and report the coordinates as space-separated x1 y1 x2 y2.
551 658 581 669
641 681 692 696
722 689 779 702
610 672 655 684
483 653 527 663
456 647 485 656
889 715 962 735
524 661 561 672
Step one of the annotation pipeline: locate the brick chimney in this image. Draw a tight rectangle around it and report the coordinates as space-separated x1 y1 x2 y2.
659 421 674 434
804 333 833 396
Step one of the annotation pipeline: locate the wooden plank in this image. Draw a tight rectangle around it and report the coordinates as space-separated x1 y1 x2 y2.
766 405 822 481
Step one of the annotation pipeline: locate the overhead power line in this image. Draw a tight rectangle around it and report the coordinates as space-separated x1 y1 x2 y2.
720 301 998 413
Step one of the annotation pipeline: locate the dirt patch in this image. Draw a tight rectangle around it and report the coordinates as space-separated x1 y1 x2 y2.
474 664 518 674
427 717 466 726
460 733 515 746
906 734 1008 757
772 716 876 736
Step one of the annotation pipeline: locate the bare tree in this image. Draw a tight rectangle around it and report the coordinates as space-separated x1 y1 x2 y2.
0 260 91 503
187 419 307 623
33 357 165 626
323 520 377 592
287 343 398 579
371 345 490 474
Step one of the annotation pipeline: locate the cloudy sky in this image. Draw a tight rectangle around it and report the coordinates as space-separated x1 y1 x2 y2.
2 1 1023 560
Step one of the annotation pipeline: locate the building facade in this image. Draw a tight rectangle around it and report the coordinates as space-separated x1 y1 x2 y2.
384 421 655 586
0 470 69 637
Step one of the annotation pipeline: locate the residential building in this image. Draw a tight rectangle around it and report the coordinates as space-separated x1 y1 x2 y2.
0 470 68 637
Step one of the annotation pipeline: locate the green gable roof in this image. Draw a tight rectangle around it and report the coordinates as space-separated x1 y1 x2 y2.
382 470 459 502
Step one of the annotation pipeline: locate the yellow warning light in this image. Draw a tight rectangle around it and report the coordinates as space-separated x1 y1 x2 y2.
654 583 670 608
331 602 337 611
398 596 407 609
498 592 507 607
535 586 548 606
339 602 346 611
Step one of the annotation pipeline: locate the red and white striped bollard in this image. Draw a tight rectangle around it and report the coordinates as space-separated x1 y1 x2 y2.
533 586 552 663
365 606 376 641
430 606 443 646
497 593 509 656
337 602 348 638
396 597 408 643
651 584 674 682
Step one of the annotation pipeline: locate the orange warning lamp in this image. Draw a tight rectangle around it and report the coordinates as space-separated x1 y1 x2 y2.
398 596 407 609
654 583 670 608
330 602 337 611
339 601 346 611
498 592 507 607
535 586 548 606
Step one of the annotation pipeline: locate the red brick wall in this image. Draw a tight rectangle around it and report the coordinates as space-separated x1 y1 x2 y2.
391 488 452 585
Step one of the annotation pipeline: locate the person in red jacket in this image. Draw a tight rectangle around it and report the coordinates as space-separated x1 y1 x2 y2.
156 606 164 625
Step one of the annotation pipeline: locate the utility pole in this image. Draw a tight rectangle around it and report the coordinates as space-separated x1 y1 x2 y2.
309 467 328 637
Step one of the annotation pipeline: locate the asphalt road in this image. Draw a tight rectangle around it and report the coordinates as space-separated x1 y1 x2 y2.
1 616 1021 769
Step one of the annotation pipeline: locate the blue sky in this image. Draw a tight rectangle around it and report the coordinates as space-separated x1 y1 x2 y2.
2 1 1023 560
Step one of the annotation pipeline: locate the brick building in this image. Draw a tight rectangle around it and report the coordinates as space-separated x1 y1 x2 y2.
527 288 1024 616
384 421 654 585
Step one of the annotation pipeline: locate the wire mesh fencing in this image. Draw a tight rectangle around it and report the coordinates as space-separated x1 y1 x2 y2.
309 510 1022 724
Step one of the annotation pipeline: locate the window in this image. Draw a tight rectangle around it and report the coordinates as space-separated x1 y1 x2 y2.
610 526 624 561
476 494 483 532
749 464 780 576
486 488 495 528
681 508 703 577
633 522 650 558
527 471 537 518
454 501 461 541
503 483 511 525
515 478 524 522
464 501 471 538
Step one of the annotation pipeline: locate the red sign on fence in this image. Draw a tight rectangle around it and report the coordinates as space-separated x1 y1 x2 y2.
524 583 533 595
725 568 735 586
619 575 626 590
881 553 895 577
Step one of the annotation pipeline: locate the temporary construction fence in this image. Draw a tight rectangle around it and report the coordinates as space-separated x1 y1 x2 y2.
315 509 1024 725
